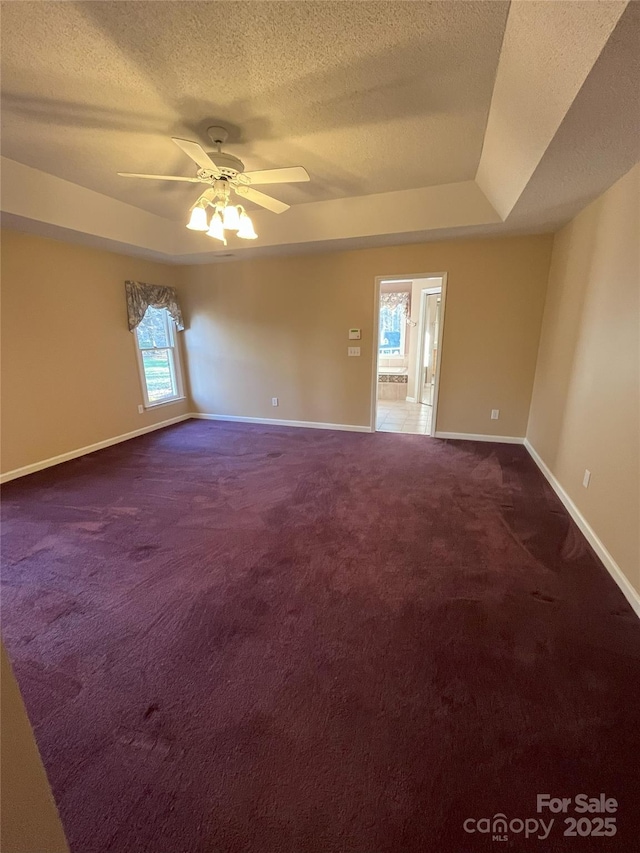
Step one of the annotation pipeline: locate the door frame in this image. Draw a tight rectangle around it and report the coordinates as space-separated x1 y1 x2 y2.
370 272 448 436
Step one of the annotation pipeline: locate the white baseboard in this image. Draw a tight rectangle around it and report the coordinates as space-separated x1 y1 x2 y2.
435 431 524 444
405 396 417 403
524 438 640 620
0 414 191 484
191 413 371 433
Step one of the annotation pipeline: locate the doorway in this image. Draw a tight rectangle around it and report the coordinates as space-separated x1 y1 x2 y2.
372 273 447 436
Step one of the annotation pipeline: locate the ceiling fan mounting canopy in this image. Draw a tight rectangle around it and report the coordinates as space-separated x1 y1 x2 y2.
207 125 229 146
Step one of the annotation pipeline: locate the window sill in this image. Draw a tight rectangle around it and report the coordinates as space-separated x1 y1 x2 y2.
144 396 186 410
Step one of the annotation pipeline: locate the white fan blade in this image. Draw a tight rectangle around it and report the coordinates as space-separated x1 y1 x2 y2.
118 172 202 182
235 186 289 213
242 166 310 185
172 137 219 172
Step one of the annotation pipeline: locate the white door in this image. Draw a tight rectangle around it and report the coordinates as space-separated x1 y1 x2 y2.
419 294 440 406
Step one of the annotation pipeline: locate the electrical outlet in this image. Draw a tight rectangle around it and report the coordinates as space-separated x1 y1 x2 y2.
583 469 591 488
137 404 144 414
348 347 361 357
491 409 499 420
271 397 279 407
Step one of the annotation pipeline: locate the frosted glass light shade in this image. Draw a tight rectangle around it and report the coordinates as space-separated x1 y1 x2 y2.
186 206 209 231
237 212 258 240
206 212 227 244
222 205 240 231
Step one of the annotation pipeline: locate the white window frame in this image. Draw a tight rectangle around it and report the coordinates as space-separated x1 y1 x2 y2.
133 307 185 409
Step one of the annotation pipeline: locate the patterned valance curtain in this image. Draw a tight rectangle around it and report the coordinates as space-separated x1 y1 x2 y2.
125 280 184 332
380 292 410 314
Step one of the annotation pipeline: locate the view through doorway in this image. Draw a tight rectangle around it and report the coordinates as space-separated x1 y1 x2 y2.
373 274 446 436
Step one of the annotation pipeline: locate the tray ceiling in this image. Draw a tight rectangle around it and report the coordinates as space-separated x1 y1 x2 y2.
1 1 638 262
0 1 508 220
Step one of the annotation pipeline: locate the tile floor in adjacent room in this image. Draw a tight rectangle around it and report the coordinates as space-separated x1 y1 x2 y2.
376 399 433 434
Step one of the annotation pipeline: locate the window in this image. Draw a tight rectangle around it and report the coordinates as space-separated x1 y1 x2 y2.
379 295 409 356
134 306 184 406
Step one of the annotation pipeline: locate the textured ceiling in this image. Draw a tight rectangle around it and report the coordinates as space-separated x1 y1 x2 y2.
0 1 508 220
476 0 628 219
1 1 638 263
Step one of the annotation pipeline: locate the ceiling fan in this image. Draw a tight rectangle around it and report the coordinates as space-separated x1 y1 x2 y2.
117 125 310 243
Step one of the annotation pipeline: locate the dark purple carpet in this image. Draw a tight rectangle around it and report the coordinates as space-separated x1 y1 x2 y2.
2 420 639 852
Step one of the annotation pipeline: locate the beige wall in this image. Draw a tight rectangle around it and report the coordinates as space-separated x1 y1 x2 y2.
0 230 189 475
527 164 640 593
1 644 69 853
180 235 553 436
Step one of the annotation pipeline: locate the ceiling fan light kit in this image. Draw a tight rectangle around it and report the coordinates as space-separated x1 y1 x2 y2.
189 180 257 244
118 125 310 246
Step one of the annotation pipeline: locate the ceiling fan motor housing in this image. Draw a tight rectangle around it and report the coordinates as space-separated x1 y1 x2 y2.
208 150 245 178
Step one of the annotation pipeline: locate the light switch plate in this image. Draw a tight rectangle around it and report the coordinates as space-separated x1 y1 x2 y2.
491 409 500 420
348 346 361 357
583 469 591 488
